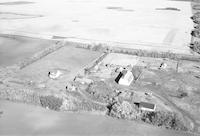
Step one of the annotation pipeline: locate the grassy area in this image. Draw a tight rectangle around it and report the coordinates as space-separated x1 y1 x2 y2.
18 41 64 69
0 87 41 105
0 34 56 66
40 95 63 111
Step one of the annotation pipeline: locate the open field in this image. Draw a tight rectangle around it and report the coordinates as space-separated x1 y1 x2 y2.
0 35 103 112
0 35 55 66
5 46 102 94
0 100 197 136
0 0 194 54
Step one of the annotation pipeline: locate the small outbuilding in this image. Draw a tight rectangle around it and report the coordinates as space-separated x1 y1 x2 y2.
48 70 62 79
139 102 156 112
115 70 133 86
159 62 167 69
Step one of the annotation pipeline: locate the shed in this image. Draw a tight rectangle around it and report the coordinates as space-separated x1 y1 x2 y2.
159 62 167 69
48 70 62 79
139 102 156 112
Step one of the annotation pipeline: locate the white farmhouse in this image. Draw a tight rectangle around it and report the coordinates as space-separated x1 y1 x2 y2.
115 70 133 86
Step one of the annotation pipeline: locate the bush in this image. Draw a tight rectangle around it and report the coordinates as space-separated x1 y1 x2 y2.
190 41 200 54
92 44 104 51
194 24 200 29
86 81 115 103
191 30 200 38
73 100 107 112
107 101 138 120
40 96 63 111
191 12 200 24
141 111 188 131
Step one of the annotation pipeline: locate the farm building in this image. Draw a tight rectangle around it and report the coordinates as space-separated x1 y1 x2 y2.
139 102 156 112
159 62 167 69
115 70 133 86
48 70 62 79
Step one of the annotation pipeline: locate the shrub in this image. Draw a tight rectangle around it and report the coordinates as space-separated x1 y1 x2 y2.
86 81 115 103
107 101 138 120
194 24 200 29
40 95 63 111
177 88 188 98
92 44 104 51
73 100 107 112
190 41 200 54
191 30 200 38
141 111 188 131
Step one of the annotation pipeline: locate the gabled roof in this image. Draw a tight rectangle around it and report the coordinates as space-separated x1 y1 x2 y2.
115 70 130 83
121 70 128 78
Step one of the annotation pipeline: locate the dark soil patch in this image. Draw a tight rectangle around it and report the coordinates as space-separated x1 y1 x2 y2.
106 6 134 12
0 12 44 20
156 7 180 11
0 1 35 5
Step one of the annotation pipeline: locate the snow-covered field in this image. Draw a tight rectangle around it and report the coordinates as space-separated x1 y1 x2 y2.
0 0 193 54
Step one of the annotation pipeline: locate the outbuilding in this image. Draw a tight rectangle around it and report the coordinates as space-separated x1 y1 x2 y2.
48 70 62 79
159 62 167 69
139 102 156 112
115 70 133 86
